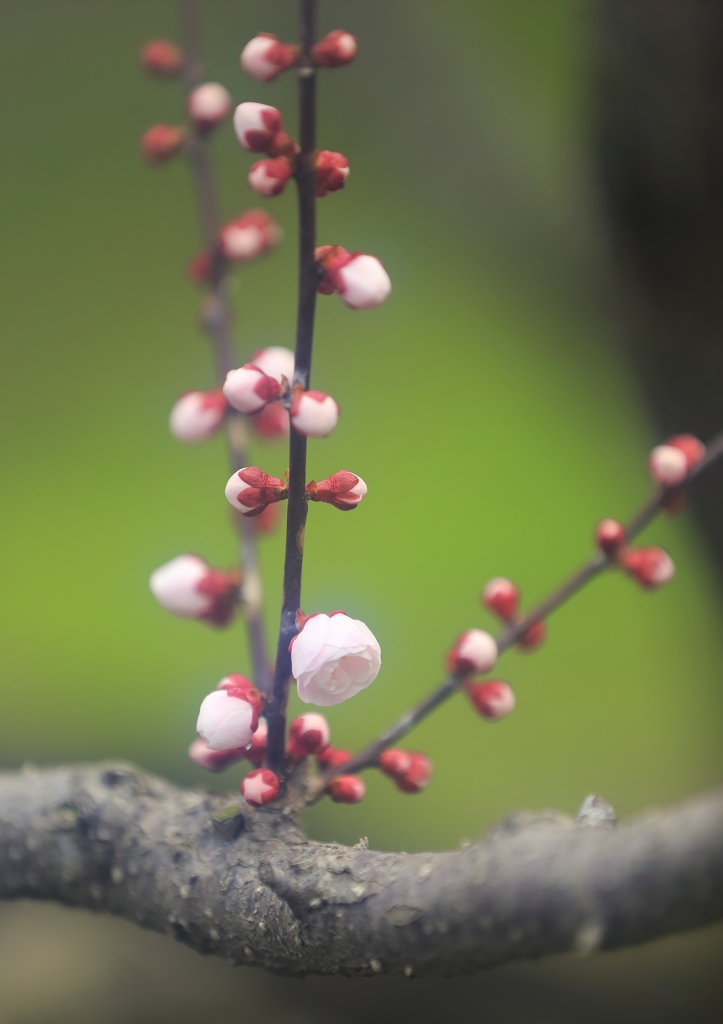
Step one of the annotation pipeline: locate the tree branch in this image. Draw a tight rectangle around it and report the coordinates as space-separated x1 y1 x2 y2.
1 763 721 976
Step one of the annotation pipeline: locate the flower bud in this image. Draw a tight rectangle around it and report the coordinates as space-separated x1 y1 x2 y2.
668 434 705 469
248 157 295 197
481 577 519 620
328 775 365 803
395 752 433 794
225 467 288 517
187 250 213 285
141 124 188 163
288 713 330 760
187 82 232 132
241 768 279 807
620 546 675 589
466 680 515 721
188 738 246 773
197 688 258 750
218 210 282 262
149 554 239 626
169 388 227 442
251 346 295 384
244 718 268 767
315 151 349 197
649 444 688 487
312 30 358 68
140 40 184 77
517 619 546 652
241 33 299 82
315 247 391 309
595 518 626 557
307 471 367 510
316 746 351 770
378 749 412 779
223 364 281 414
233 101 283 152
290 612 381 707
447 629 498 675
290 390 339 438
252 401 290 441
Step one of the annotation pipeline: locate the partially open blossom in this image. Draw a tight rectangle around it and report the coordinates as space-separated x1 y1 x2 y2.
225 467 288 517
649 444 688 487
312 30 358 68
252 401 290 441
466 681 515 721
188 738 246 773
251 346 294 384
316 746 351 770
149 554 239 626
241 768 279 807
187 250 213 285
187 83 232 132
290 611 382 707
315 151 349 197
248 157 295 197
218 210 282 262
169 388 227 442
240 33 299 82
596 518 626 557
244 719 268 767
316 246 391 309
140 40 184 76
517 619 546 652
288 713 330 760
307 471 367 510
668 434 705 469
481 577 519 620
290 390 339 437
141 124 188 163
197 688 258 750
448 629 498 675
223 364 281 414
621 546 675 589
233 101 283 152
328 775 365 803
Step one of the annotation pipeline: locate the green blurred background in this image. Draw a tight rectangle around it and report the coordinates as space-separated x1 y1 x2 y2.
0 1 721 1021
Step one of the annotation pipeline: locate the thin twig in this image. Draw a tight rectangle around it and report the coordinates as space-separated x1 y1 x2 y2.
327 430 723 781
266 0 318 774
178 0 269 693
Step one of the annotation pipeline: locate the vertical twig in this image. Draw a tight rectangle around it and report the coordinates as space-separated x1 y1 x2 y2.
266 0 318 774
178 0 269 694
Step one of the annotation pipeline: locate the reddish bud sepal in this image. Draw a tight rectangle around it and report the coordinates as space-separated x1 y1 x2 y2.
216 673 254 693
288 713 330 760
307 471 367 510
188 83 232 133
315 151 349 197
244 719 268 768
315 246 391 309
140 40 184 77
233 102 298 157
240 33 299 82
447 629 498 675
218 210 282 262
252 401 290 441
466 681 516 721
620 546 675 589
328 775 366 803
187 250 213 285
149 554 239 626
481 577 519 620
223 364 282 414
312 30 358 68
316 746 352 770
248 157 295 197
241 768 280 807
595 518 627 558
188 738 245 773
668 434 705 470
517 619 546 652
169 388 227 442
141 124 188 163
225 467 288 517
290 390 340 438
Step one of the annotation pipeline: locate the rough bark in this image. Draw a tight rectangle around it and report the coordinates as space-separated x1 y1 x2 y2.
1 763 721 977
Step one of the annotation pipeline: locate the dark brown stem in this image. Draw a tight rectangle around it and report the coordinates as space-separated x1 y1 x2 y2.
330 431 723 781
178 0 269 693
266 0 318 773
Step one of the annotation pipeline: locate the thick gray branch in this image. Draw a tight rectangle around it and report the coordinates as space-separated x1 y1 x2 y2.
0 763 721 977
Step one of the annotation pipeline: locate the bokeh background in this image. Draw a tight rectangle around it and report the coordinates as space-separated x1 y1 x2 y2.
1 1 722 1021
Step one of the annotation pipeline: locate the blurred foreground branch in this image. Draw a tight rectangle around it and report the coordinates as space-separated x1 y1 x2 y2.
1 764 721 976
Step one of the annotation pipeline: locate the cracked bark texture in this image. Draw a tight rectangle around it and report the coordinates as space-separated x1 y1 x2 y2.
1 764 722 977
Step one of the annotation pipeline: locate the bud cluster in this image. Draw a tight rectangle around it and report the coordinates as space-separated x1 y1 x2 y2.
481 577 547 652
379 749 433 793
239 29 357 84
594 519 675 589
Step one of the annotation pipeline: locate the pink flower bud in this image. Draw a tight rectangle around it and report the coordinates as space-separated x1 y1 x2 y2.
223 364 281 414
187 83 232 132
316 746 351 770
188 738 246 773
290 612 382 707
481 577 519 620
149 554 239 625
396 752 433 794
620 546 675 589
378 749 412 779
218 210 282 262
248 157 295 197
225 467 288 517
169 388 227 442
241 768 280 807
466 680 515 720
288 713 330 759
233 101 283 152
251 346 295 384
244 719 268 767
447 629 498 675
290 390 339 438
328 775 365 803
140 40 184 77
649 444 688 487
252 401 290 441
668 434 705 469
197 688 257 750
517 619 546 652
315 151 349 197
312 30 358 68
141 124 188 163
240 33 299 82
307 471 367 510
595 518 627 557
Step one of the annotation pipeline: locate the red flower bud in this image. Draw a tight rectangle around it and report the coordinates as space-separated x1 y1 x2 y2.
378 749 412 779
244 719 268 767
396 753 433 794
620 546 675 589
517 619 546 652
252 401 290 441
312 30 358 68
140 40 184 77
254 502 280 534
315 151 349 197
307 471 367 510
466 681 515 721
248 157 295 197
141 124 188 163
288 714 330 760
218 210 282 262
481 577 519 620
595 518 626 557
667 434 705 470
328 774 365 803
316 746 351 770
240 33 299 82
225 467 288 517
241 768 279 807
